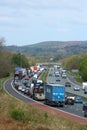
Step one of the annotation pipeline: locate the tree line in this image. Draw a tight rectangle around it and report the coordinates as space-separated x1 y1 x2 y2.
0 38 36 78
62 54 87 81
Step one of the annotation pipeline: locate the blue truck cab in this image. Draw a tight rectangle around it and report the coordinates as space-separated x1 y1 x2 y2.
44 84 65 107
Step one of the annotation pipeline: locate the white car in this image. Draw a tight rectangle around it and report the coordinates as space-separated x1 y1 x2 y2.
61 73 67 78
18 85 22 91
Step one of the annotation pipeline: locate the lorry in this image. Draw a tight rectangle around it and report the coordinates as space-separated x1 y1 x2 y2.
44 84 65 107
29 80 45 100
33 85 45 101
14 68 26 80
82 82 87 90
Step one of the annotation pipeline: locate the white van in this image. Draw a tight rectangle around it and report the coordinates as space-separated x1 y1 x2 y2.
82 82 87 90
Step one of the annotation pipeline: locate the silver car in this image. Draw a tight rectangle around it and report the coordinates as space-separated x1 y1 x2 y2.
74 85 80 91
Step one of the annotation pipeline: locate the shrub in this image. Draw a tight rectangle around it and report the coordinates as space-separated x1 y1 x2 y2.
10 109 25 121
44 113 48 120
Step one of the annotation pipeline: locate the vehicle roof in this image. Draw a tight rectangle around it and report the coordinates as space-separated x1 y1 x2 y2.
47 83 64 87
65 82 71 84
83 102 87 105
75 96 82 99
74 85 80 87
67 96 75 98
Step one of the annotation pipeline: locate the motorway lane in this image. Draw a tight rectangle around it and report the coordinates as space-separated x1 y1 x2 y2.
4 78 33 103
4 77 87 119
57 103 84 117
47 74 85 117
46 68 87 118
47 68 87 98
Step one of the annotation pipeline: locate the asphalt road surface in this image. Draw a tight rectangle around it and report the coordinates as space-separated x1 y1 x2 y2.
4 77 87 119
47 67 87 98
4 78 33 103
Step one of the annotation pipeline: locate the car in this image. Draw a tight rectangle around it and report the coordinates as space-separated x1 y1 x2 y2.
74 85 80 91
65 96 74 105
83 102 87 111
14 80 21 89
61 73 67 78
84 87 87 94
65 82 71 87
84 110 87 117
55 71 60 77
74 96 83 103
21 86 27 93
55 77 61 81
49 73 53 76
24 77 30 80
83 103 87 117
24 88 30 95
18 85 22 91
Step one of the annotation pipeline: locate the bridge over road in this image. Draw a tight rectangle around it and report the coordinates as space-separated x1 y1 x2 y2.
36 62 61 66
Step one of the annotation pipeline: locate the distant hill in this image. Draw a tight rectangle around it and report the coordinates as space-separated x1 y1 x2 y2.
6 41 87 59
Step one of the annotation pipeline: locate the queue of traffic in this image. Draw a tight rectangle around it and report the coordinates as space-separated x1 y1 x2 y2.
48 65 87 117
13 64 87 118
14 65 45 101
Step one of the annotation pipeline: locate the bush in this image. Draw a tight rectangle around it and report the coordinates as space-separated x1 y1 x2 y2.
10 109 25 121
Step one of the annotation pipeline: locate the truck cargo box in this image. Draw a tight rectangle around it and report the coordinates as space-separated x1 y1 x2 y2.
44 84 65 106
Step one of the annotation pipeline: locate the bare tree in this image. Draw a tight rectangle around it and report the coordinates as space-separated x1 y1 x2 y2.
0 37 5 51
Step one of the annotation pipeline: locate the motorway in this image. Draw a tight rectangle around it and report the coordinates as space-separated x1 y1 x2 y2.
47 67 87 98
4 69 87 119
46 67 87 118
4 78 33 103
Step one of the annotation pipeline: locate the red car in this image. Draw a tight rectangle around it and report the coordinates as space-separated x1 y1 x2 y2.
24 77 30 80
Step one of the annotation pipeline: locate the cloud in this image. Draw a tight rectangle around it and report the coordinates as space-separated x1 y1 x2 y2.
0 0 87 45
0 0 87 25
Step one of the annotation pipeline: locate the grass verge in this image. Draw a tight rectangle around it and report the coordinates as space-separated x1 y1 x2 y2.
0 93 87 130
0 75 87 129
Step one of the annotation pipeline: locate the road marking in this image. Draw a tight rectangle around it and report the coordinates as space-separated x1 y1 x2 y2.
4 79 87 121
4 79 22 101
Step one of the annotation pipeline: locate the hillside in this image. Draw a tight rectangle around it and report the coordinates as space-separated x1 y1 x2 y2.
6 41 87 58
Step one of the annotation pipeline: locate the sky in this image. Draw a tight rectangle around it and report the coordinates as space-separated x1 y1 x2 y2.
0 0 87 46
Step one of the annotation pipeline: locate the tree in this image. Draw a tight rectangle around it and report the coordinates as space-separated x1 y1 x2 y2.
0 37 5 51
11 53 30 68
63 55 80 71
0 52 13 78
79 54 87 81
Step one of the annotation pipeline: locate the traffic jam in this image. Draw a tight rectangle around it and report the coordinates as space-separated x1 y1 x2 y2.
13 64 87 118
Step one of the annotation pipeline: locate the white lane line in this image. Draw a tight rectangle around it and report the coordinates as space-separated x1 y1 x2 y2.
12 81 87 120
11 81 34 102
11 80 44 104
4 79 87 121
3 79 21 101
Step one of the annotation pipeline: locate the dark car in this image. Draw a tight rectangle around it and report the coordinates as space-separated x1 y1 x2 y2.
49 73 53 76
65 82 71 87
84 87 87 94
83 103 87 111
55 77 61 81
65 96 74 105
84 110 87 117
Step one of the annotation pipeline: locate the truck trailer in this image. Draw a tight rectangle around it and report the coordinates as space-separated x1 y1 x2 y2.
44 84 65 107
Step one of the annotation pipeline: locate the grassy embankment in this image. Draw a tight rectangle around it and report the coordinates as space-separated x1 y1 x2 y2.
0 71 87 130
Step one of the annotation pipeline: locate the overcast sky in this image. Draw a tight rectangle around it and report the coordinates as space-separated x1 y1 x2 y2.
0 0 87 46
